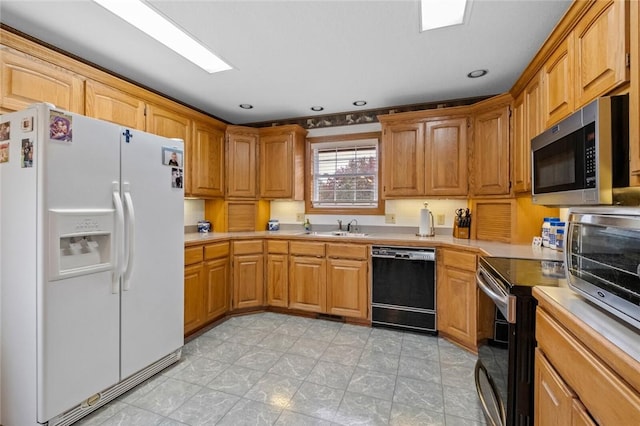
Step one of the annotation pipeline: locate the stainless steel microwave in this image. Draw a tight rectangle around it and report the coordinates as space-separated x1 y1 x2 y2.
566 207 640 330
531 95 628 206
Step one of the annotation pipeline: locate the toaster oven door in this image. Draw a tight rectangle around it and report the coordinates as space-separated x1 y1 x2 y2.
566 209 640 329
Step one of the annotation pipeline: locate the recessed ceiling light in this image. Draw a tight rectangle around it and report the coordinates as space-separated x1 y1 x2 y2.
310 106 324 112
239 104 254 109
353 101 367 107
467 69 488 78
94 0 232 74
421 0 469 32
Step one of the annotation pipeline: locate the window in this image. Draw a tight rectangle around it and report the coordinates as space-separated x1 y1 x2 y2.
306 132 384 215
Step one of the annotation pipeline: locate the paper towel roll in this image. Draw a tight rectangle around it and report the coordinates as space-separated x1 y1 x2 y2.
419 208 430 235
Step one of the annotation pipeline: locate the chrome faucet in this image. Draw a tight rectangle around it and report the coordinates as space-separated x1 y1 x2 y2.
347 219 358 233
337 219 343 231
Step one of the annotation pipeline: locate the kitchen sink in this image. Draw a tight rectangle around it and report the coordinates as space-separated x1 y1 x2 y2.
298 231 368 237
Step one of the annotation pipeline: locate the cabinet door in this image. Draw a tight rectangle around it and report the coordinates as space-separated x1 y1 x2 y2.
512 94 527 193
260 132 292 199
515 75 543 193
630 0 640 183
571 400 596 426
190 121 225 198
184 263 204 335
381 122 425 197
204 257 229 321
326 258 368 319
0 50 84 113
534 349 575 426
227 130 258 198
573 0 628 108
472 105 511 196
146 103 191 141
289 256 326 313
438 265 476 348
233 254 264 309
425 117 468 196
85 79 145 130
543 37 574 127
267 253 289 307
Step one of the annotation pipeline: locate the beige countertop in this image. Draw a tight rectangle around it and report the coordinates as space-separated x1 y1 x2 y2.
185 230 564 261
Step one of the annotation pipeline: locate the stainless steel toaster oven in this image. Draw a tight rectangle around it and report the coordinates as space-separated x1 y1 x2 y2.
566 207 640 330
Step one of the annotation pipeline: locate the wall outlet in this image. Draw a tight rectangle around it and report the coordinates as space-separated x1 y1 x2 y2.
296 213 305 222
437 214 445 225
385 213 396 224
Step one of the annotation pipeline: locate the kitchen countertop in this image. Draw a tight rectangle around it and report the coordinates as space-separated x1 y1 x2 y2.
185 230 564 261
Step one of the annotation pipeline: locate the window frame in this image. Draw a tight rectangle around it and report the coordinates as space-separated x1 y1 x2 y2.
305 131 384 215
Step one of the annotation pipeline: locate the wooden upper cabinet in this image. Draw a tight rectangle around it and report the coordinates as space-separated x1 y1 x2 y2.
543 37 574 127
85 79 145 130
425 117 468 196
630 0 640 184
381 121 425 197
512 94 527 194
513 74 543 194
259 125 307 200
146 103 191 141
226 126 259 199
573 0 628 109
0 49 84 113
471 100 511 196
189 121 225 198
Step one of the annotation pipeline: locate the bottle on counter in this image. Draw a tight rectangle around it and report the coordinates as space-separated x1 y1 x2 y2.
541 217 560 248
303 218 311 232
554 222 565 250
549 219 562 249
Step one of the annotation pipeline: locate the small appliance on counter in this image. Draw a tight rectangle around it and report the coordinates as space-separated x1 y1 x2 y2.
197 220 212 233
565 207 640 330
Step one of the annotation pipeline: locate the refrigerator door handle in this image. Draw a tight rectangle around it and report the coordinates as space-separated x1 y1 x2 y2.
112 182 125 294
123 182 135 291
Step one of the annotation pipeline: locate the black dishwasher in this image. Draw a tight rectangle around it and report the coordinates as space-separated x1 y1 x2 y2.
371 246 437 334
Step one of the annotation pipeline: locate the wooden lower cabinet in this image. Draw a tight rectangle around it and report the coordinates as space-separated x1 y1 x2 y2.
184 262 205 336
326 258 367 318
534 299 640 426
232 240 264 309
437 248 492 352
184 242 230 336
204 257 229 321
288 242 368 320
289 255 326 313
266 240 289 307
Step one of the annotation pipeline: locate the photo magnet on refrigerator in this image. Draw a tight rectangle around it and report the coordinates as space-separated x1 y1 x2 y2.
49 111 73 142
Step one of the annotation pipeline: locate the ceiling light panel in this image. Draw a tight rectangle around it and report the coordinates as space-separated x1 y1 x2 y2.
421 0 469 32
94 0 231 73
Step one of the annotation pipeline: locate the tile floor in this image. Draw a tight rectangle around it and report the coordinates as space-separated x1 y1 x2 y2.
76 312 487 425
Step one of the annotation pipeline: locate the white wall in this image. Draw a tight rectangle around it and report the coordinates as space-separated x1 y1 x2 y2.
184 199 205 226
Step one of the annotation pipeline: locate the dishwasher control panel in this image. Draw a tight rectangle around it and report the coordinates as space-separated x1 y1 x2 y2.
371 246 436 261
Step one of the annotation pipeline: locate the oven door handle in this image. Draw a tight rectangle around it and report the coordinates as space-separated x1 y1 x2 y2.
476 267 511 322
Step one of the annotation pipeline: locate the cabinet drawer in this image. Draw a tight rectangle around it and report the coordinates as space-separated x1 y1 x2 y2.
290 241 325 257
536 309 640 425
267 240 288 254
326 243 368 260
442 249 476 271
204 242 229 260
233 240 263 255
184 246 204 265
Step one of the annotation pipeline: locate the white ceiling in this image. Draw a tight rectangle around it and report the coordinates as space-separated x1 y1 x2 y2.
0 0 572 125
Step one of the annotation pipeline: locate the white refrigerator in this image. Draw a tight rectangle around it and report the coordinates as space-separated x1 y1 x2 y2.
0 104 184 426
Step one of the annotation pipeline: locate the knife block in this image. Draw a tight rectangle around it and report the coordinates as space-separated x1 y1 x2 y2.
453 222 470 239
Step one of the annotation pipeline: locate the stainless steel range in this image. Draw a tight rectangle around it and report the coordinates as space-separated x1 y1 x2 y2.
475 257 565 426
